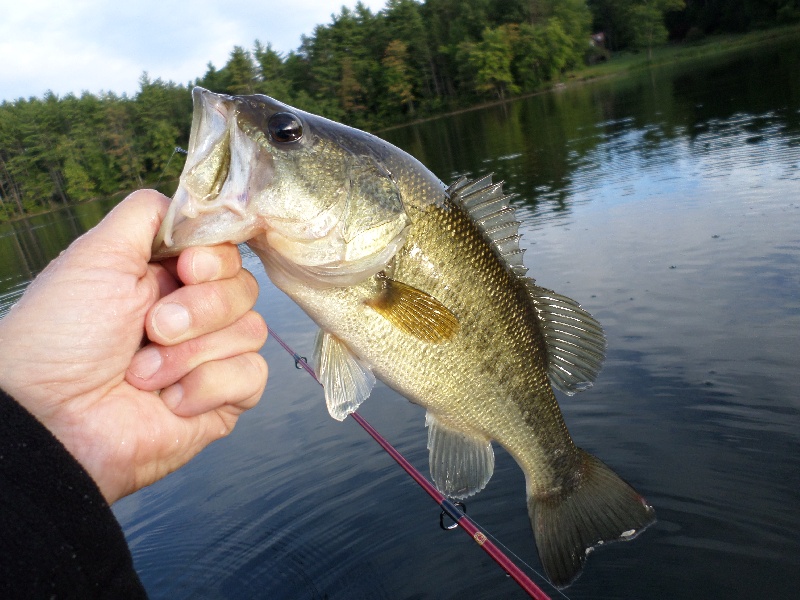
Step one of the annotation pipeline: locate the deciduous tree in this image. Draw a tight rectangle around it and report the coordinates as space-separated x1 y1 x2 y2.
382 40 416 113
630 0 686 59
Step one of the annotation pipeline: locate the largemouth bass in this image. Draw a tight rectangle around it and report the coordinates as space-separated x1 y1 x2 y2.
154 87 655 588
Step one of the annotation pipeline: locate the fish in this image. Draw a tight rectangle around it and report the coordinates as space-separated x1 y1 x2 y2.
153 87 656 588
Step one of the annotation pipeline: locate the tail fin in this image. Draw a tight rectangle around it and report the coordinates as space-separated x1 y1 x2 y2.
528 449 655 588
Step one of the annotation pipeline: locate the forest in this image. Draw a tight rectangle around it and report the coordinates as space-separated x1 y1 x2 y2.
1 0 798 220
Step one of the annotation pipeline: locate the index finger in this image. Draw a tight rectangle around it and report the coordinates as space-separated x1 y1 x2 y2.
174 243 243 285
146 268 259 346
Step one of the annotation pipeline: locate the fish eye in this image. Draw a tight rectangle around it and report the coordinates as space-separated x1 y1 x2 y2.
268 112 303 144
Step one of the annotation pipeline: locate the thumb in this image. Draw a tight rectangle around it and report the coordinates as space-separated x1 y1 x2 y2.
89 189 171 263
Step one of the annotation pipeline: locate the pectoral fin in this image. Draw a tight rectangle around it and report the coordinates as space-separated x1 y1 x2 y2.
426 412 494 499
365 275 459 343
314 330 375 421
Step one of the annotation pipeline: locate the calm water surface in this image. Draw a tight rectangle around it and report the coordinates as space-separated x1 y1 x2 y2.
2 41 799 599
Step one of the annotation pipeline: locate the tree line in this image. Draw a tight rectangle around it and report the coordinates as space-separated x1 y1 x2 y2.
1 0 797 220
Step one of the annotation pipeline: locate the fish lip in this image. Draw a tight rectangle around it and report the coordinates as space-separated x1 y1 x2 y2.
188 87 235 153
151 198 178 256
151 207 263 258
151 186 190 257
151 88 271 259
151 183 264 258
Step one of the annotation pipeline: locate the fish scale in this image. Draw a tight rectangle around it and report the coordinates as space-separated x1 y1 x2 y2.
154 87 656 589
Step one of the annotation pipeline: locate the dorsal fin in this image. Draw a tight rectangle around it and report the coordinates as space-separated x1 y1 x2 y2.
447 175 526 276
525 281 607 395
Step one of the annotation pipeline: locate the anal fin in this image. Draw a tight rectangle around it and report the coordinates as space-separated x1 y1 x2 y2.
314 330 375 421
426 412 494 499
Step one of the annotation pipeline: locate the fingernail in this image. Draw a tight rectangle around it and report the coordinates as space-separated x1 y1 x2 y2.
130 346 162 380
153 302 191 341
162 383 184 410
192 249 220 281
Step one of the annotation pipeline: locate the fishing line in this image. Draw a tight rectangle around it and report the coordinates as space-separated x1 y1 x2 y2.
456 510 572 600
266 325 558 600
154 146 188 190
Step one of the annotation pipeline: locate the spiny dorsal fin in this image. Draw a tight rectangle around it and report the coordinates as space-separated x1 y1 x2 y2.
525 281 606 395
314 330 375 420
426 411 494 499
447 175 527 276
365 274 459 343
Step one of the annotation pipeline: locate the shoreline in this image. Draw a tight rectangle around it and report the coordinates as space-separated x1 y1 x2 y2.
375 22 800 133
3 23 799 224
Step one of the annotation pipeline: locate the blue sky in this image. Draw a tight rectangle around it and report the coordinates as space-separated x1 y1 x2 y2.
0 0 388 102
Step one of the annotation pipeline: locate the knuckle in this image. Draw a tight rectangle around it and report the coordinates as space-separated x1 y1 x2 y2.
239 268 260 301
179 334 208 368
200 282 233 320
215 412 238 438
238 311 268 343
223 243 243 272
240 353 268 401
244 352 268 383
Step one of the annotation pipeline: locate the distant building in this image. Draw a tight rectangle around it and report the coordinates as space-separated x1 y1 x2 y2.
590 32 606 48
587 32 610 64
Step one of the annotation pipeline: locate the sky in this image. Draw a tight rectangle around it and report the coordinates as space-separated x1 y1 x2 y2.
0 0 389 103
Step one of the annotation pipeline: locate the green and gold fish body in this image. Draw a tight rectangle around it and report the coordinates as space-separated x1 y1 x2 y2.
155 88 655 588
255 193 574 489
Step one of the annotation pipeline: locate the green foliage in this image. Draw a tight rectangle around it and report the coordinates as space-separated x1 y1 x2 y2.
253 41 292 99
382 40 416 112
589 0 686 50
0 77 190 220
62 153 96 202
0 0 792 220
777 2 800 24
460 13 587 99
629 0 686 58
225 46 258 95
461 25 519 99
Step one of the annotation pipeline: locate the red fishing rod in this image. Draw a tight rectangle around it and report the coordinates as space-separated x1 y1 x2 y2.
267 325 552 600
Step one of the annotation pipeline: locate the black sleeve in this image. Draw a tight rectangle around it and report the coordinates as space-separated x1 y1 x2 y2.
0 389 148 599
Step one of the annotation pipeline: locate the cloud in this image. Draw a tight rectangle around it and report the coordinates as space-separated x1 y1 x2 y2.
0 0 388 101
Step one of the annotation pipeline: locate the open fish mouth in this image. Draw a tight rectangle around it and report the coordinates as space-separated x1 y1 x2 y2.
152 87 411 287
152 88 269 257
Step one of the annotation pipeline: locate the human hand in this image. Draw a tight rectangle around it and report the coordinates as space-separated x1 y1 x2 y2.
0 189 268 504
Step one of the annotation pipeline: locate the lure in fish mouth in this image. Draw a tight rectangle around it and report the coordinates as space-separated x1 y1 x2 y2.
154 87 655 589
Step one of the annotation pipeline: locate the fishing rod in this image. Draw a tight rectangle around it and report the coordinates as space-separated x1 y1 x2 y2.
267 325 552 600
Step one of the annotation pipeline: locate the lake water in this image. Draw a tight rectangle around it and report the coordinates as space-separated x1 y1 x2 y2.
2 40 799 599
